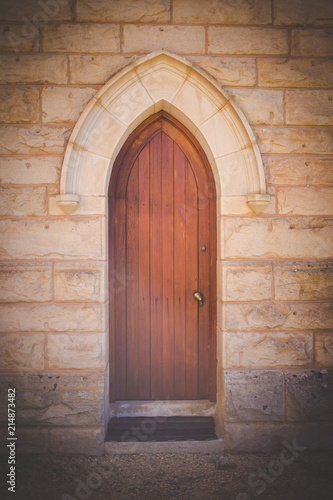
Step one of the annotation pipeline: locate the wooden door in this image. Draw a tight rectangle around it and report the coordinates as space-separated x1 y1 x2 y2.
109 112 216 402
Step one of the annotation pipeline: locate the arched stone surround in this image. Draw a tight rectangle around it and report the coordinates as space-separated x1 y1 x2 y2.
56 50 269 439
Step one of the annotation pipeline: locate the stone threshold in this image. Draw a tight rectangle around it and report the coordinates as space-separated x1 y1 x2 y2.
110 400 216 418
104 439 225 455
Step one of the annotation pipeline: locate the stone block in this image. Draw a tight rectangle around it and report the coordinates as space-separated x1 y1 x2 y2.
49 427 104 455
0 125 71 155
42 24 120 53
286 370 333 420
277 187 333 215
0 371 104 392
16 428 49 454
224 370 284 422
274 0 333 26
274 262 333 301
264 156 333 186
77 0 170 22
0 25 38 52
315 332 333 367
220 194 276 215
0 186 48 216
0 156 61 185
0 217 104 260
0 55 68 84
0 333 45 371
254 127 333 155
0 266 52 302
123 25 205 54
222 263 272 301
0 303 103 332
42 86 97 123
189 56 256 87
69 55 136 85
208 27 288 55
292 29 333 57
173 0 271 24
47 333 104 369
224 422 333 452
258 58 333 88
54 263 106 302
0 0 72 21
0 86 39 124
285 90 333 126
223 331 313 368
224 217 333 259
224 301 333 332
49 195 106 216
226 88 284 125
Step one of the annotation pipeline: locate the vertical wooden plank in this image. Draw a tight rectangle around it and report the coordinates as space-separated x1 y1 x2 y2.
173 143 186 398
126 159 139 399
150 133 163 399
161 132 175 398
138 144 151 399
113 198 127 400
198 188 211 398
185 161 199 399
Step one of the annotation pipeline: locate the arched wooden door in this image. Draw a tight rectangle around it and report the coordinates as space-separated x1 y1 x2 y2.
109 112 216 402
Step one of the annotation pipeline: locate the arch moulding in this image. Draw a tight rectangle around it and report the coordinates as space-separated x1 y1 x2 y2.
56 50 269 216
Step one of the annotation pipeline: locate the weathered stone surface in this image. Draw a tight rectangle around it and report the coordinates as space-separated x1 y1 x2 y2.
0 217 104 260
226 88 283 125
47 333 104 369
0 333 45 370
208 27 288 55
274 0 333 26
286 370 333 420
264 156 333 186
0 266 52 302
224 370 284 421
77 0 170 22
274 262 333 301
285 90 333 126
42 24 120 53
255 127 333 155
258 58 333 88
0 0 72 21
0 156 61 185
0 372 104 392
189 56 256 87
224 302 333 331
224 217 333 259
173 0 271 24
0 25 39 52
49 427 104 455
54 264 106 302
220 194 276 215
0 303 103 332
277 187 333 215
16 428 49 454
42 86 97 123
0 125 71 155
223 331 313 368
315 332 333 367
69 55 136 84
292 29 333 57
0 86 39 124
222 263 272 301
0 186 48 216
0 55 68 84
123 25 205 54
224 422 333 452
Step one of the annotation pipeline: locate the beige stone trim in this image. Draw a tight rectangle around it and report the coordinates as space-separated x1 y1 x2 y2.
58 51 268 214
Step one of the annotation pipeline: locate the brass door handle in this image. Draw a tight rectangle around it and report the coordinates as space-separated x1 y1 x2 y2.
193 291 203 306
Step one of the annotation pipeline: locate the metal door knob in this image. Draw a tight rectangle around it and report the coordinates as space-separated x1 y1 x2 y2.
193 291 203 306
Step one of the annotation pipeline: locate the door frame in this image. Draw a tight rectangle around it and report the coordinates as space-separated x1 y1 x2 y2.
108 111 217 403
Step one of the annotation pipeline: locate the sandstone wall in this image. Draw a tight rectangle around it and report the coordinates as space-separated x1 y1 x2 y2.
0 0 332 454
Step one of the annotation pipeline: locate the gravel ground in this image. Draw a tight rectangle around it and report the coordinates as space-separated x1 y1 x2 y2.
1 451 333 500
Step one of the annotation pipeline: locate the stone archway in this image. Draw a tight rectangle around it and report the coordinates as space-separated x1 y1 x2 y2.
56 50 269 437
